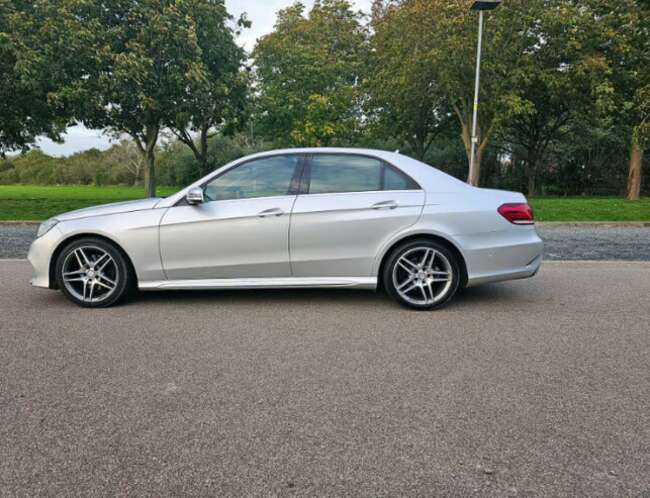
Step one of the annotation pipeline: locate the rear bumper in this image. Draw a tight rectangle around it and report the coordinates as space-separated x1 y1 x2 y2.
457 227 544 287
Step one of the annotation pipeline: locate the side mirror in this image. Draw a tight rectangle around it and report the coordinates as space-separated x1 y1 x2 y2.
186 187 204 205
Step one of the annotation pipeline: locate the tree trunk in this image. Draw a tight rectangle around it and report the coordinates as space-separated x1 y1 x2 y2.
131 126 159 198
626 142 643 201
143 127 159 198
527 172 537 197
467 146 482 186
143 148 156 198
198 127 210 177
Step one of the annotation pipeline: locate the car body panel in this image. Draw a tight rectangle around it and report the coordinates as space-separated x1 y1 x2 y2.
55 197 164 221
27 147 544 293
159 195 296 279
290 190 425 277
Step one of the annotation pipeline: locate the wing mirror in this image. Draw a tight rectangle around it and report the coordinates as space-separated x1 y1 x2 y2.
186 187 204 205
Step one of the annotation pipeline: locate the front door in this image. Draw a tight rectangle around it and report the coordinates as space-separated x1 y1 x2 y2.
159 154 302 280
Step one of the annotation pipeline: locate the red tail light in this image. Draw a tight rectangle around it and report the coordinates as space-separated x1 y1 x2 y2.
498 203 534 225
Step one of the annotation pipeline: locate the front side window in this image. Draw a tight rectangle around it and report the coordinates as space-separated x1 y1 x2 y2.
307 154 418 194
204 155 300 202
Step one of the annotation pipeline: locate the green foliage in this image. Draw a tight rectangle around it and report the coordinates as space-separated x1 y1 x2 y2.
168 0 249 176
0 133 273 188
366 0 451 159
2 0 649 200
252 0 368 146
0 1 70 154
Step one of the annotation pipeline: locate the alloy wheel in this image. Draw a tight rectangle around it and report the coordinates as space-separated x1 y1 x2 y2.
391 246 453 306
61 245 119 304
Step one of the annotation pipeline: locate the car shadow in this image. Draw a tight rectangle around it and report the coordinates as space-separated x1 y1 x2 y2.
131 282 526 310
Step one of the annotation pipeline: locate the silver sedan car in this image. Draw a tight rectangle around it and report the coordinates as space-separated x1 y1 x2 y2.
28 148 543 310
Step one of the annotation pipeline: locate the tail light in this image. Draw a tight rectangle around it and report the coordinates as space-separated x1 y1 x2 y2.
498 203 534 225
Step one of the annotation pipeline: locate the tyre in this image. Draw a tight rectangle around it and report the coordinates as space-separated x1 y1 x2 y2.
383 239 461 310
55 237 134 308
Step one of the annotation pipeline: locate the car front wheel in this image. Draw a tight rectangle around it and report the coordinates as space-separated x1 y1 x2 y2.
55 237 133 308
383 239 461 310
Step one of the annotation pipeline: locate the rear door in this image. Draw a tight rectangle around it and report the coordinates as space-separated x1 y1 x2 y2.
289 153 425 277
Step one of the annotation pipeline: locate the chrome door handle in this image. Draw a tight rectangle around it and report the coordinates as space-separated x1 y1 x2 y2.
258 208 285 218
371 200 398 210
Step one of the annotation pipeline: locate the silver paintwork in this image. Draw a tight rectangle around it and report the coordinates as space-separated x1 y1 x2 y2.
185 187 204 205
27 148 544 296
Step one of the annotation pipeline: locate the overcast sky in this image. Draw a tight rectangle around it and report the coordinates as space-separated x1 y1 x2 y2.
35 0 373 157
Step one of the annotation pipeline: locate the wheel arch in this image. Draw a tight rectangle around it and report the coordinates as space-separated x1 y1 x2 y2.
376 233 468 292
48 233 138 290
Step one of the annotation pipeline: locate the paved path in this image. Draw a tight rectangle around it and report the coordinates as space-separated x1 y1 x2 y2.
1 260 649 497
1 222 650 260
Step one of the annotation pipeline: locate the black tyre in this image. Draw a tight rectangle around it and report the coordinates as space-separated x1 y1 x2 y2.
383 239 461 310
55 237 134 308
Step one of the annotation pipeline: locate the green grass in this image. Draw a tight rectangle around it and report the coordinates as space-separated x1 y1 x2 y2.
0 185 648 222
529 197 650 222
0 185 178 221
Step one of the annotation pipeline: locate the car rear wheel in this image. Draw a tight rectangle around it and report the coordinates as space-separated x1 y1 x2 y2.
383 239 460 310
55 237 133 308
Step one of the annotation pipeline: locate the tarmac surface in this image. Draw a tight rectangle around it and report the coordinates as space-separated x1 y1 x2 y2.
1 260 649 497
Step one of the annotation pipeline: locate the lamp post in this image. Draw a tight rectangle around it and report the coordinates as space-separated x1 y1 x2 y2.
468 0 501 185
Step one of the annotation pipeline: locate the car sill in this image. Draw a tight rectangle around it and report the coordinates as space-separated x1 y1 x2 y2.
139 277 377 291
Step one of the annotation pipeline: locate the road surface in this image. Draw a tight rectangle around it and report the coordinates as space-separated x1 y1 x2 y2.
1 260 648 497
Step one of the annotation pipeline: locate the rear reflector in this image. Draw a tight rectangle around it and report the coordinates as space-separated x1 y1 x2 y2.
498 203 534 225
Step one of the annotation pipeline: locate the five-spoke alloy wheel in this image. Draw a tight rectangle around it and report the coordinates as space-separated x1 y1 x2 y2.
383 239 460 310
55 237 133 307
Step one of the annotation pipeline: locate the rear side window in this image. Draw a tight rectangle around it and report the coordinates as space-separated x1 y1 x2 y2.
306 154 418 194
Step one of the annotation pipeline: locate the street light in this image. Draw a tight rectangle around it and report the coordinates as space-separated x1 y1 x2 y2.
468 0 501 185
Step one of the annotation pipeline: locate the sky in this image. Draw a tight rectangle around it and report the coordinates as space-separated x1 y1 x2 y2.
35 0 373 157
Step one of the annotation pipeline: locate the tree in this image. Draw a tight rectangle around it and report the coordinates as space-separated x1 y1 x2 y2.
253 0 368 146
0 0 71 155
499 1 614 196
366 0 451 160
62 0 207 197
368 1 535 185
168 0 249 177
106 139 144 186
591 1 650 200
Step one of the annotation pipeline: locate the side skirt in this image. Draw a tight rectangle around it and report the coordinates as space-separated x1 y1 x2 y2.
139 277 377 291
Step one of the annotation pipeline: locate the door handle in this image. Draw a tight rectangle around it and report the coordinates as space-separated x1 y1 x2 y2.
371 200 399 210
257 207 285 218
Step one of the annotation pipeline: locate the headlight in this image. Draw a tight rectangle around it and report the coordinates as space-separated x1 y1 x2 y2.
37 218 59 238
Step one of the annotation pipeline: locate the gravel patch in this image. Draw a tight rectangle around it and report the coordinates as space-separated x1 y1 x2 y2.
1 222 649 260
0 223 38 259
537 225 650 261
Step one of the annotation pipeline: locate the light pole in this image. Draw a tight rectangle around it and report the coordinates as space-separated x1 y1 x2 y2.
468 0 501 185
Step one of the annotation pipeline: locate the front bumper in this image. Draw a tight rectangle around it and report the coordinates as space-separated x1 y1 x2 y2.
27 226 63 289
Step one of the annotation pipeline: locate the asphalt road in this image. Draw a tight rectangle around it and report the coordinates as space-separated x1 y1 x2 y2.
1 260 648 497
2 222 650 260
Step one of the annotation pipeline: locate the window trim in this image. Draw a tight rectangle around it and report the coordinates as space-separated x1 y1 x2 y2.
300 152 421 195
175 153 306 206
